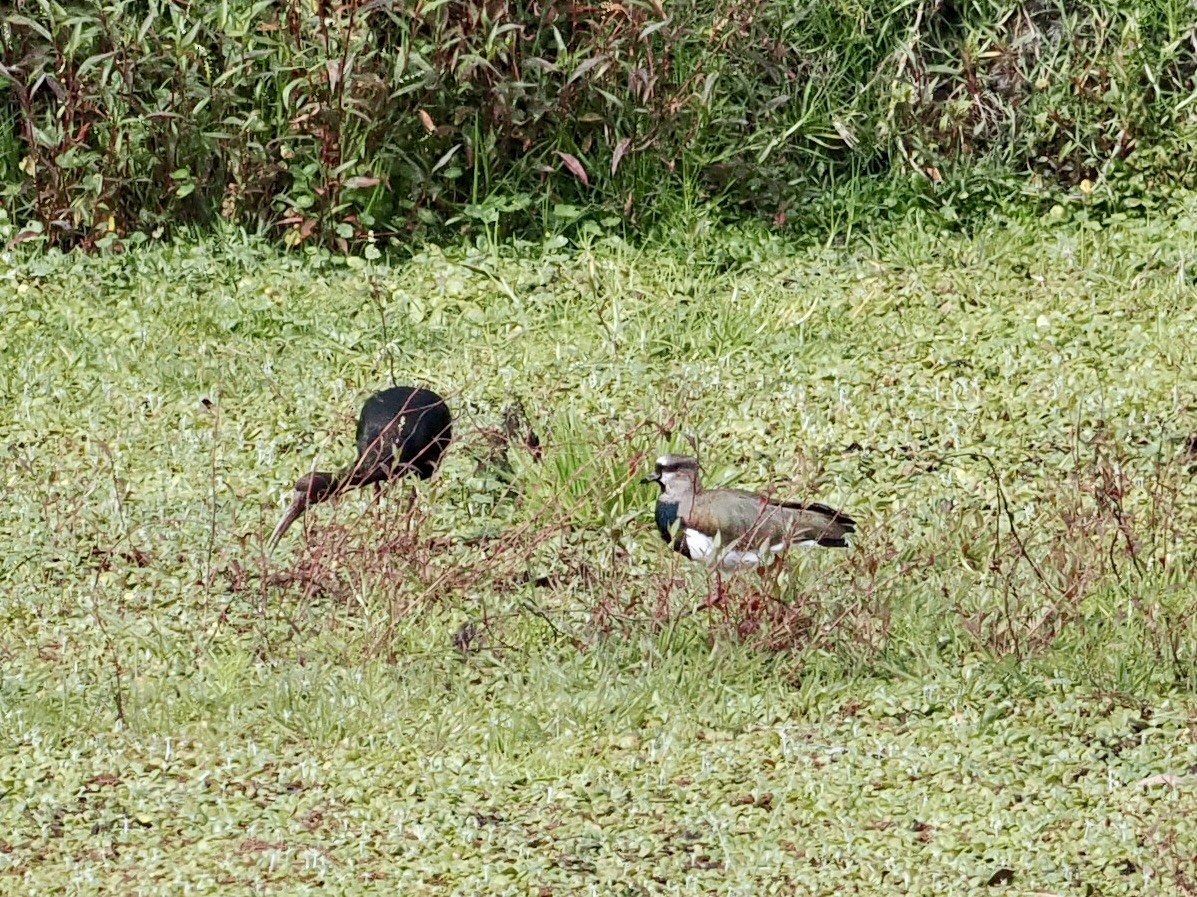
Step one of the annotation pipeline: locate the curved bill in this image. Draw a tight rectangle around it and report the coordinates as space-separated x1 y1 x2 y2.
267 496 306 552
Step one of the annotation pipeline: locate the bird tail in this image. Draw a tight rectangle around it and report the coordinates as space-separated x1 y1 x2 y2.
798 502 856 547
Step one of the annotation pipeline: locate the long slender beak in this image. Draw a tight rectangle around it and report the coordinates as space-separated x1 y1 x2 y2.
641 472 661 484
267 496 306 553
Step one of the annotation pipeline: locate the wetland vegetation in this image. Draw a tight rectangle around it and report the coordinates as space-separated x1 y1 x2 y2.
6 0 1197 889
3 205 1197 892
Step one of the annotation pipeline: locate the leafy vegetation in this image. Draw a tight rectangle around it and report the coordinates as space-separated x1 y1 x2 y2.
3 201 1197 891
5 0 1197 248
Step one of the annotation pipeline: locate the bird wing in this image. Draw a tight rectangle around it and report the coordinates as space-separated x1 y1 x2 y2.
354 389 451 478
771 498 856 529
356 391 416 462
688 489 855 549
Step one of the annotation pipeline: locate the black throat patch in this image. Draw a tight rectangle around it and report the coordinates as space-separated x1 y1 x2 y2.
654 501 690 558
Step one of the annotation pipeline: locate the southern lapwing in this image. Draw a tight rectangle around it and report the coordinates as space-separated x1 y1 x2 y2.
268 386 452 550
642 454 856 569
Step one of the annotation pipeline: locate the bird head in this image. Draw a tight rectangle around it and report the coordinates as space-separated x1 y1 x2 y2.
267 471 338 551
641 454 701 499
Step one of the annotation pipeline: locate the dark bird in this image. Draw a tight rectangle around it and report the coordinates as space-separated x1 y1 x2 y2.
642 454 855 568
268 386 452 550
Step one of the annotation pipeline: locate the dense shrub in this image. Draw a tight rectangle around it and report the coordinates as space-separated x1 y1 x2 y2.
3 0 1197 248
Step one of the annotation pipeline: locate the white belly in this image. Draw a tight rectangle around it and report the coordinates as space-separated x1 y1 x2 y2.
683 529 789 568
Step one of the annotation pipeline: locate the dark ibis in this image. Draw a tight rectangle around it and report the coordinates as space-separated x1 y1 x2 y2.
268 386 452 550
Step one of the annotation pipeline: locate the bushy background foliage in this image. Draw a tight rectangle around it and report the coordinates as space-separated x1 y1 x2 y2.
4 0 1197 248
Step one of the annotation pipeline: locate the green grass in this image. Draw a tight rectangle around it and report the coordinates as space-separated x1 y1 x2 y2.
2 202 1197 893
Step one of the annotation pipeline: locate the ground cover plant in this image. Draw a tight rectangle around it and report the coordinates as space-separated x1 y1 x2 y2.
2 201 1197 892
6 0 1197 248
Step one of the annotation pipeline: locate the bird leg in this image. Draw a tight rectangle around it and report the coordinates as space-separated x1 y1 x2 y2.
706 567 727 609
757 553 784 595
403 485 418 532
